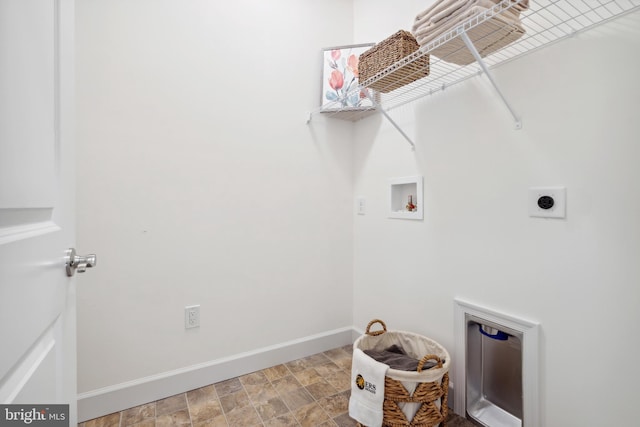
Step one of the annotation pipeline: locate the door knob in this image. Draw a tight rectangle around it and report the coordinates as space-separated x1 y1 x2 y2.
65 248 97 277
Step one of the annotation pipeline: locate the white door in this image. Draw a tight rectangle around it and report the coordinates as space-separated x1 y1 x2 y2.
0 0 81 424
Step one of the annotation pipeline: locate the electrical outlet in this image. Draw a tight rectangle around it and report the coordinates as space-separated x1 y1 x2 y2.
529 187 566 218
356 196 366 215
185 305 200 329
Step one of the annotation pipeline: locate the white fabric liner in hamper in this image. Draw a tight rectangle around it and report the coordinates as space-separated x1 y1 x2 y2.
354 321 451 425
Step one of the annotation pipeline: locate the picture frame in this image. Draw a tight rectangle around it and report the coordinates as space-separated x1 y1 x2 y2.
320 43 377 112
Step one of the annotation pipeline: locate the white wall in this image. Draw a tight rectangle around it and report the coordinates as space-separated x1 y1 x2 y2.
352 3 640 426
76 0 640 424
76 0 355 394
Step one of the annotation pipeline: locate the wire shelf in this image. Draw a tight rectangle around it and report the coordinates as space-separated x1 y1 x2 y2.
314 0 640 122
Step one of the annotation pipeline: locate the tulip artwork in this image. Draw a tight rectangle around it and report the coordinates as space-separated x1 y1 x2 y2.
320 44 375 111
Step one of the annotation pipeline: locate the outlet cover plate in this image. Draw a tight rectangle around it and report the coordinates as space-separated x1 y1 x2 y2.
185 305 200 329
529 187 566 218
356 196 366 215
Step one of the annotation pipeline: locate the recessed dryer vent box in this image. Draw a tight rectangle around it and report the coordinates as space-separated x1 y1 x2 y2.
389 176 423 220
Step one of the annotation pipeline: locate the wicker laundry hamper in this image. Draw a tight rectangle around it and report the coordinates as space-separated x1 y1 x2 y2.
358 30 429 93
352 319 450 427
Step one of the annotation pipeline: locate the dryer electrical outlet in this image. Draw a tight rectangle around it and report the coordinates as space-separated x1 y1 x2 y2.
529 187 566 219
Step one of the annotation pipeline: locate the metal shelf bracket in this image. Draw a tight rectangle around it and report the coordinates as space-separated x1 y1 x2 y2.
365 90 416 150
460 31 522 130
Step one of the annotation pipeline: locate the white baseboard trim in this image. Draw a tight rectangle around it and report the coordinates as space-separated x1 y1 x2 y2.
78 326 355 422
351 326 364 342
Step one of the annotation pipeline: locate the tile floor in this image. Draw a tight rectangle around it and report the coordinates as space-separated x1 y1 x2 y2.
79 345 475 427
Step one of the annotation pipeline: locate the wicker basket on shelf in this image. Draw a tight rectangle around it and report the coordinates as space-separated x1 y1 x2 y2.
352 319 450 427
358 30 429 93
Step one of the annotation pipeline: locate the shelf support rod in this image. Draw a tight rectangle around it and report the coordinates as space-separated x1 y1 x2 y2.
365 90 416 150
460 31 522 129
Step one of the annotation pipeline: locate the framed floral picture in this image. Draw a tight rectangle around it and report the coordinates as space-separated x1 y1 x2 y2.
320 43 376 112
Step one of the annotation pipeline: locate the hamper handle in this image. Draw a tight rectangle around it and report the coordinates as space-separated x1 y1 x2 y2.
417 354 443 372
365 319 387 336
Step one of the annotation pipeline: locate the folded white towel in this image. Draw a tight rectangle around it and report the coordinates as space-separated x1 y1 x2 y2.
414 5 522 48
413 0 502 33
348 348 389 427
412 0 527 33
413 0 464 32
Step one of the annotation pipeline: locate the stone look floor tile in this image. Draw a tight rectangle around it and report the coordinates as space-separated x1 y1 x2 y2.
240 370 270 386
156 408 191 427
214 377 243 397
121 403 155 426
305 379 338 400
284 359 308 374
245 382 280 404
155 393 187 417
219 389 251 413
326 347 352 362
127 420 154 427
294 368 323 386
314 362 341 376
333 412 358 427
263 412 300 427
272 375 303 395
280 388 315 411
333 357 352 371
254 396 290 422
262 364 290 381
189 397 224 424
187 384 218 404
317 391 349 418
323 371 351 392
81 412 120 427
302 354 331 367
293 402 330 427
77 346 476 427
192 413 229 427
224 404 262 426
